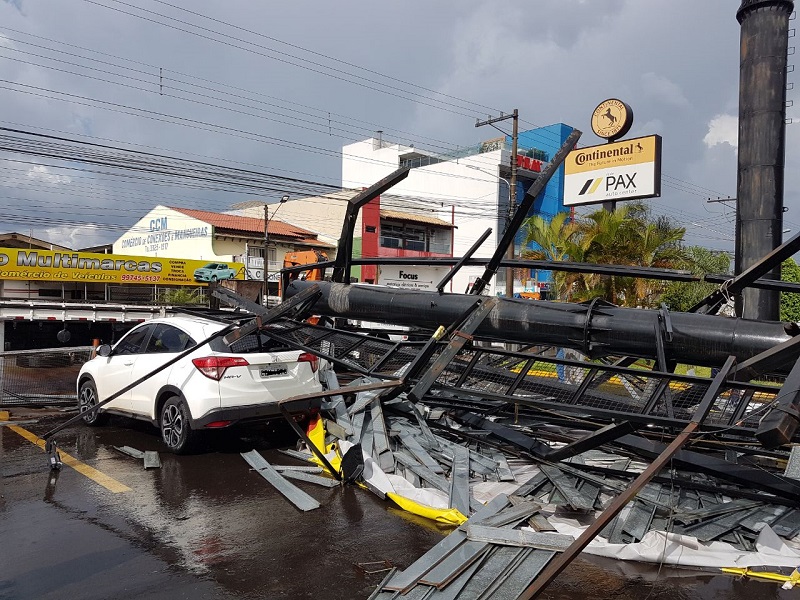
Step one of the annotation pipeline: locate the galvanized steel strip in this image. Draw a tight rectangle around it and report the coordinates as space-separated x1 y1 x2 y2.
487 550 556 600
383 494 509 593
465 525 573 551
454 546 523 600
539 464 595 511
393 451 450 493
279 470 339 488
475 501 542 529
397 431 445 474
241 450 320 512
449 444 471 517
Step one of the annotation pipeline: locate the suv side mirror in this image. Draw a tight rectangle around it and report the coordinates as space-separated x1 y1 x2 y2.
97 344 113 357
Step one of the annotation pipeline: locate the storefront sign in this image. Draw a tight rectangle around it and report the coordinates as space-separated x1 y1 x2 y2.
564 135 662 206
516 155 542 172
119 217 210 253
378 265 448 291
0 248 244 286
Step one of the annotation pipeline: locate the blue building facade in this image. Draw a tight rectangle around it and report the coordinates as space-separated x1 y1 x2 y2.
507 123 575 293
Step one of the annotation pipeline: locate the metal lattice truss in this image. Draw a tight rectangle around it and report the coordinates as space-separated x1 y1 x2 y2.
260 318 780 443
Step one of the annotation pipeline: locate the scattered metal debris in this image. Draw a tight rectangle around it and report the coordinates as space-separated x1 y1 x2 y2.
114 445 145 460
279 469 339 488
0 418 39 426
114 446 161 469
355 560 395 575
241 450 320 512
143 451 161 469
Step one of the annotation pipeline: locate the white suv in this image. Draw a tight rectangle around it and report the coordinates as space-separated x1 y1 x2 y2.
77 315 323 453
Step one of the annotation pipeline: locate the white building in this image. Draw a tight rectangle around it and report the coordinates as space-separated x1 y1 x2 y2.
339 138 516 296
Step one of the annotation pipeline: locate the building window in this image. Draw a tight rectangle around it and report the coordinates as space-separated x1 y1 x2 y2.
380 221 450 254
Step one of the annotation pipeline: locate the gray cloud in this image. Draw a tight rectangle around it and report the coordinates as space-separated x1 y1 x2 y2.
0 0 794 253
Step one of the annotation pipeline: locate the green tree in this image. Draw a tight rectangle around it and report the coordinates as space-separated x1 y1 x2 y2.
628 217 688 306
158 287 205 306
520 212 583 301
780 258 800 322
661 247 731 312
521 203 690 307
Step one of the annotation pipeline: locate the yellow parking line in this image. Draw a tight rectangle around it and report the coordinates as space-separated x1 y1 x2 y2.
6 423 131 494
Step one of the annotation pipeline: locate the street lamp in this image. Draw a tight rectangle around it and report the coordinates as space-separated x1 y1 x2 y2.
466 165 511 202
264 195 289 306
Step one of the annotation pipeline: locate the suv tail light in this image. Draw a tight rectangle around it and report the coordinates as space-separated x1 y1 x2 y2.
298 352 318 373
192 356 249 380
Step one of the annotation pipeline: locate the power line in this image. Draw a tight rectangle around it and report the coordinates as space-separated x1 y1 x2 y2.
0 26 513 163
0 33 516 172
0 23 735 201
82 0 488 120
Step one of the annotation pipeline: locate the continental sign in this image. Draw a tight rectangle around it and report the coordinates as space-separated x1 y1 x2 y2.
564 135 662 206
0 248 244 286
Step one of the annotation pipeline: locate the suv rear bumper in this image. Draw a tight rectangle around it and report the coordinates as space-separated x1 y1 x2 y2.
192 398 322 428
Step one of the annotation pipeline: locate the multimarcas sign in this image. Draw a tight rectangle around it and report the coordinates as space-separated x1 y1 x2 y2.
0 248 244 286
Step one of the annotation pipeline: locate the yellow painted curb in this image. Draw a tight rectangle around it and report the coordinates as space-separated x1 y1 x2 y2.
7 424 131 494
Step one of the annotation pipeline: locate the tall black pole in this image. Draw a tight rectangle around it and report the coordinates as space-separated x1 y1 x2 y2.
735 0 794 320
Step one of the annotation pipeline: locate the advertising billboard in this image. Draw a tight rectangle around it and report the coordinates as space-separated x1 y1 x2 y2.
0 248 245 286
564 135 662 206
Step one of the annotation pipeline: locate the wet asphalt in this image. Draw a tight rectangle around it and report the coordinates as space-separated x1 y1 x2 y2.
1 410 797 600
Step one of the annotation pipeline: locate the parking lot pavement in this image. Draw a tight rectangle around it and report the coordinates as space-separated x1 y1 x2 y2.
1 413 445 600
3 412 785 600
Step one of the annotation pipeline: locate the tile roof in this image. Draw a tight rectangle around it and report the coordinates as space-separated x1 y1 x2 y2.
0 232 72 251
380 209 455 228
170 207 317 239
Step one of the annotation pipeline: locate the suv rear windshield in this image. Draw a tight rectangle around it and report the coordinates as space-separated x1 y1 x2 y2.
208 330 294 354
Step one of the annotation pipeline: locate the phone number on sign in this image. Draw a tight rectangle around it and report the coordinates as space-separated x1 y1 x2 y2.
121 274 161 282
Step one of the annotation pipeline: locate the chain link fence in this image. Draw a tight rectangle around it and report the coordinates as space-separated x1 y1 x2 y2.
0 347 93 406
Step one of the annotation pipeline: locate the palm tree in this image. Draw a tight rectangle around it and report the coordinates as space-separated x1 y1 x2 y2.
628 218 687 306
521 203 691 307
577 204 687 307
520 212 583 300
575 205 637 304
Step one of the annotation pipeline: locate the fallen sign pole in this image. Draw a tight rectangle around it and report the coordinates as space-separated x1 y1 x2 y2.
518 356 736 599
286 280 792 369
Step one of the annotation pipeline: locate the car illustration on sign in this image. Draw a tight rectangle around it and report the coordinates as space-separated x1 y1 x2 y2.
193 262 237 282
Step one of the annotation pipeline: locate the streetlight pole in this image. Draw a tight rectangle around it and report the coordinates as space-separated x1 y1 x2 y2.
476 109 519 298
264 195 289 306
465 165 511 294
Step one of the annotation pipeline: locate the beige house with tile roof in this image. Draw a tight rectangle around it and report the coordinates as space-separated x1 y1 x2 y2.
113 205 333 285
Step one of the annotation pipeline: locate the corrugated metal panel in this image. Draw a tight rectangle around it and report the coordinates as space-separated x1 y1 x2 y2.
241 450 320 512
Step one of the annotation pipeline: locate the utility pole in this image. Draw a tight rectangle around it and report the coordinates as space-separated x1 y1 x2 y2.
264 195 289 306
476 109 519 298
263 203 270 305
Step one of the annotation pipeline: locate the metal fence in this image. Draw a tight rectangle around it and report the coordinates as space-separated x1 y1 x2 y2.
0 346 93 406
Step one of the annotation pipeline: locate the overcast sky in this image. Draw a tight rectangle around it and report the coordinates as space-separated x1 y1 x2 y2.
0 0 795 252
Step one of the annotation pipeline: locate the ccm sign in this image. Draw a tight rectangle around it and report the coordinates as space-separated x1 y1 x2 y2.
563 135 661 206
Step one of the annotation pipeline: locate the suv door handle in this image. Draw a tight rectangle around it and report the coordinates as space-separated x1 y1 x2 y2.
123 361 134 366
